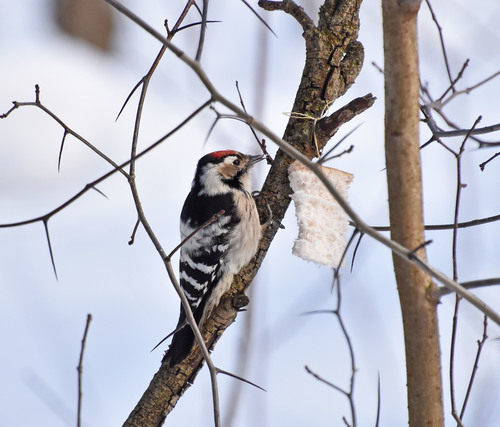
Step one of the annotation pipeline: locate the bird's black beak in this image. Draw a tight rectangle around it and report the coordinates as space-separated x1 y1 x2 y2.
247 154 266 167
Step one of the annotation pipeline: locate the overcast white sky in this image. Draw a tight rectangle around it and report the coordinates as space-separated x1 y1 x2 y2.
1 1 500 426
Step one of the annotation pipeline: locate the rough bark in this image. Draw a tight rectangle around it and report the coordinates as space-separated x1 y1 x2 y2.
124 1 368 425
382 0 444 425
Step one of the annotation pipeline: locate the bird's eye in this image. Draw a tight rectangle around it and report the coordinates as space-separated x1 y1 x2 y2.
233 158 241 166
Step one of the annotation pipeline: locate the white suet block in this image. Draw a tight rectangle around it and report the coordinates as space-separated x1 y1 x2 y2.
288 161 353 267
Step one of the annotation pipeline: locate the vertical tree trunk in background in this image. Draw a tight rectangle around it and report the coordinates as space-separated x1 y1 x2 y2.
382 0 444 426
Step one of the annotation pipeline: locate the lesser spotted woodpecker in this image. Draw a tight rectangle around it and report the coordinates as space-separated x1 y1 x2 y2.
164 150 264 366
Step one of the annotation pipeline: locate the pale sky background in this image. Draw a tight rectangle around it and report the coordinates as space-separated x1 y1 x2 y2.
1 1 500 426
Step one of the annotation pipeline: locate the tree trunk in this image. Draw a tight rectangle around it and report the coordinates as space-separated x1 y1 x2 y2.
382 0 444 425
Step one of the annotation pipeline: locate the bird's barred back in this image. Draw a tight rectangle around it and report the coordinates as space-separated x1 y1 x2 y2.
164 151 264 367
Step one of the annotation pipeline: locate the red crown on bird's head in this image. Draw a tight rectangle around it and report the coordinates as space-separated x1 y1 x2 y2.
208 150 239 159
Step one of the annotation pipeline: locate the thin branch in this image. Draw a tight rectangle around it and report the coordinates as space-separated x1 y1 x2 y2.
235 81 274 163
77 314 92 427
479 152 500 171
438 68 500 111
303 275 358 426
452 117 481 281
240 0 276 36
374 373 381 427
305 365 349 396
350 230 364 273
195 0 208 62
439 278 500 296
58 130 68 172
166 210 225 260
435 59 469 107
1 85 129 179
424 0 453 86
318 120 361 164
430 122 500 139
421 102 500 142
335 277 357 427
150 320 186 354
163 258 221 427
460 316 488 419
175 20 222 33
216 368 266 392
0 99 211 230
125 0 195 178
128 218 141 245
369 212 500 232
43 220 57 279
449 117 480 427
116 78 144 122
450 296 465 427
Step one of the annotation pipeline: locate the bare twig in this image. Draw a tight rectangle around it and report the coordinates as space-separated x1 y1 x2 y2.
0 99 210 230
163 258 221 426
424 0 453 86
438 69 500 111
449 117 480 427
479 152 500 171
1 85 129 179
450 296 465 427
434 59 469 108
305 365 350 397
77 314 92 427
235 81 274 163
439 278 500 296
369 212 500 232
128 218 141 245
318 121 359 164
375 373 381 427
43 220 58 279
429 121 500 139
240 0 276 36
195 0 208 62
421 103 500 143
460 316 488 419
166 210 225 261
304 275 358 426
216 368 265 392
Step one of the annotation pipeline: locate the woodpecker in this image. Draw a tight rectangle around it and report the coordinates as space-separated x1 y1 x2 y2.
164 150 264 366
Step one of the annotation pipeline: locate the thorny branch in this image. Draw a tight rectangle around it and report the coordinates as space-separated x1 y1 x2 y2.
0 99 212 276
100 1 500 326
1 85 128 178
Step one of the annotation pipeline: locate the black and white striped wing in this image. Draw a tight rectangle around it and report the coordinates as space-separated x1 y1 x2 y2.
164 193 236 366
